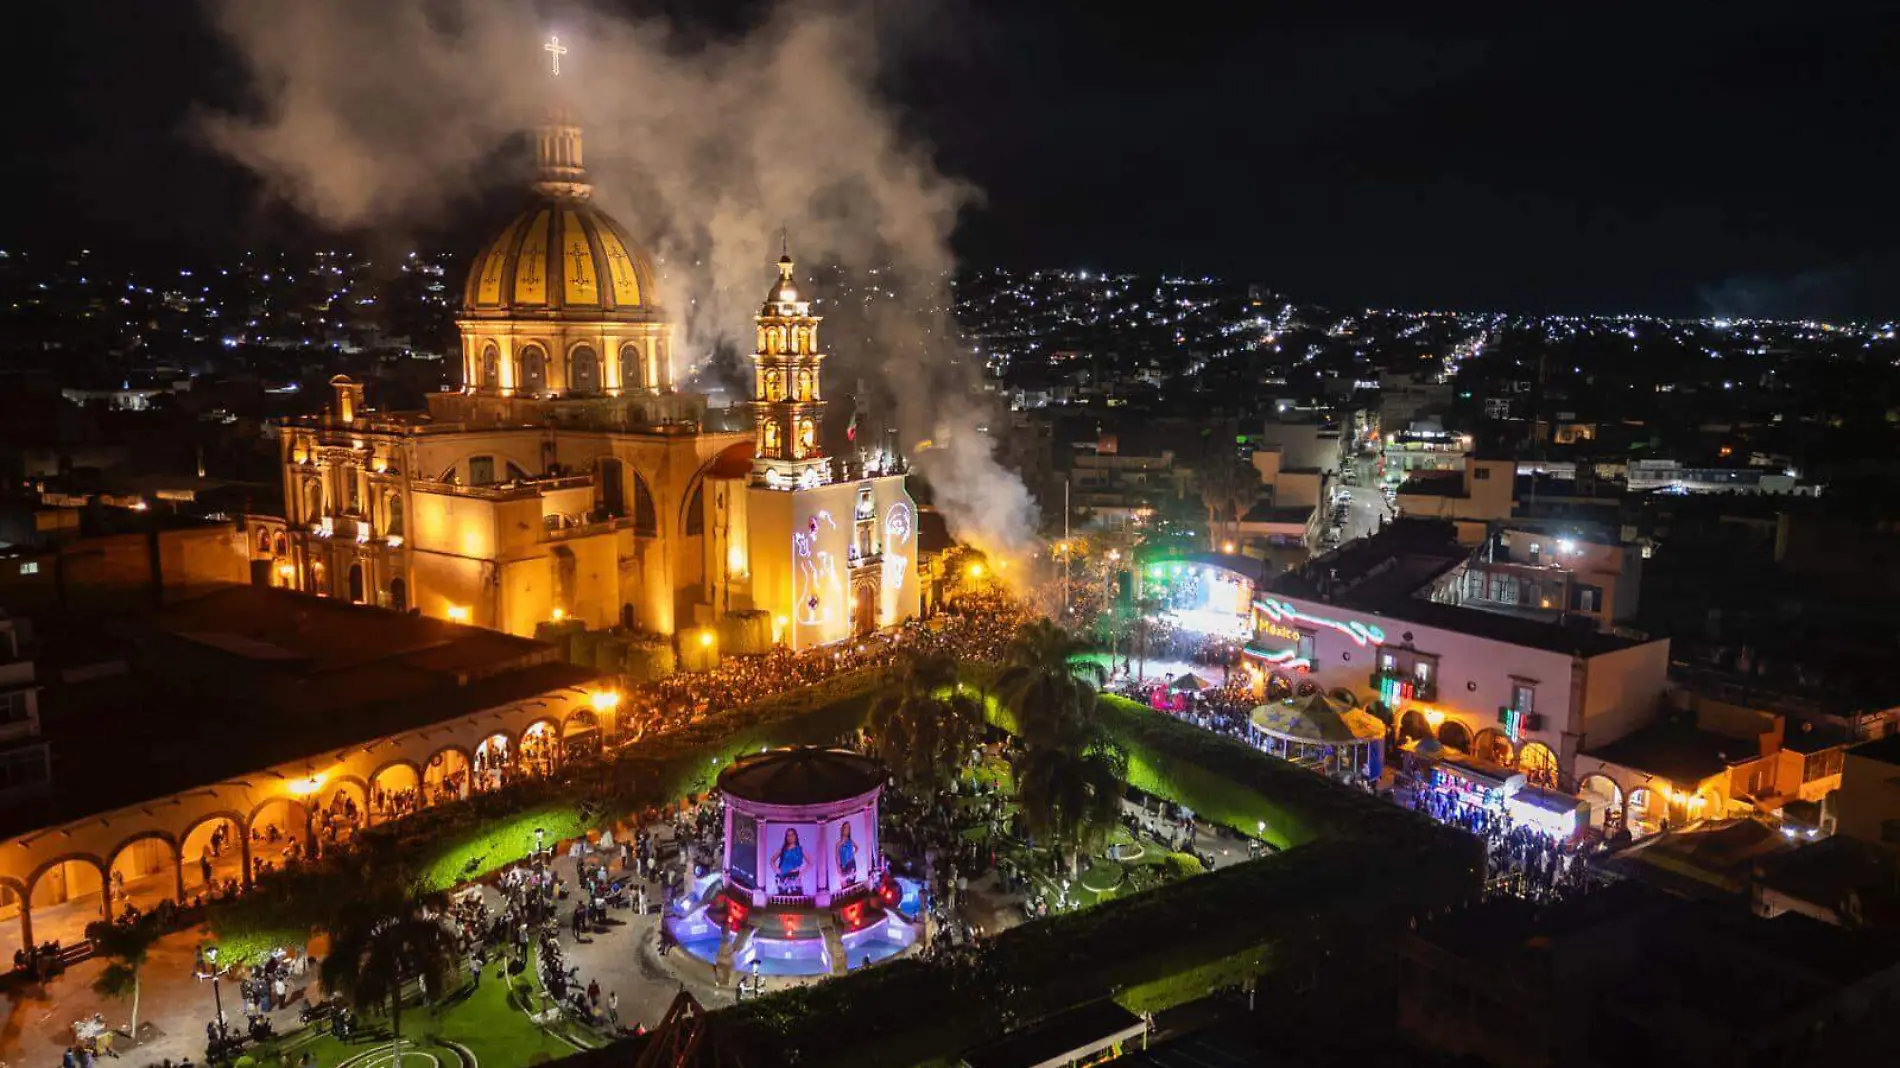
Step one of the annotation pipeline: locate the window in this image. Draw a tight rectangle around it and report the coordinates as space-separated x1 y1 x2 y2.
1296 631 1316 661
0 692 30 724
1412 654 1437 689
1511 683 1536 713
18 562 38 576
1472 466 1491 480
1803 749 1844 783
0 746 47 791
468 456 496 486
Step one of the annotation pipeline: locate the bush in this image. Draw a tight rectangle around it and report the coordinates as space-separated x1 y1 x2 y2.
1162 851 1205 879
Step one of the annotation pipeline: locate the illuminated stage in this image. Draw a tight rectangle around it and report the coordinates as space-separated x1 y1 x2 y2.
1142 558 1256 640
663 747 920 980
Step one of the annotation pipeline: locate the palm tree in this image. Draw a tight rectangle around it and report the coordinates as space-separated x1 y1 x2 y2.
320 883 461 1064
1011 735 1126 881
994 619 1103 748
868 652 985 788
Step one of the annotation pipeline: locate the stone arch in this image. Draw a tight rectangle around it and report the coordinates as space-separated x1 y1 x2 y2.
1398 709 1432 745
385 491 404 538
568 343 601 394
106 830 180 916
314 776 369 850
424 745 473 804
520 719 560 776
475 732 514 792
274 533 288 557
619 343 643 392
1578 773 1624 831
595 456 627 519
369 760 423 823
517 344 549 396
480 343 500 392
347 562 366 604
0 874 29 964
302 479 323 523
1472 728 1514 766
245 798 311 880
563 708 603 759
256 528 272 553
631 471 657 536
181 811 246 897
1519 741 1560 789
1266 672 1294 701
1435 718 1472 753
1625 787 1659 836
28 853 108 926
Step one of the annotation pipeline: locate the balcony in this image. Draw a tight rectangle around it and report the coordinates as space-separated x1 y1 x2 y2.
1369 669 1436 704
1496 706 1545 733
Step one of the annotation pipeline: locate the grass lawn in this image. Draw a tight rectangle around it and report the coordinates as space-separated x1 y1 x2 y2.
242 968 576 1068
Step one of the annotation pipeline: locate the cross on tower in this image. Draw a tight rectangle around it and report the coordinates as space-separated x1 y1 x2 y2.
544 35 569 76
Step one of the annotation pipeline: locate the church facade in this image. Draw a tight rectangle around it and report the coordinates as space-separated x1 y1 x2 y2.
263 103 917 649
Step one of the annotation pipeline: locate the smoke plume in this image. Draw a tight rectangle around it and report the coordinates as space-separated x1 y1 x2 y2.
197 0 1038 558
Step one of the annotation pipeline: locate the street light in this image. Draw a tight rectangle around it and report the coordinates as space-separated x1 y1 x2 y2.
198 946 228 1047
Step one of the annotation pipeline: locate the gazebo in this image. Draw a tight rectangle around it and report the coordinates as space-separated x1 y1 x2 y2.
1251 692 1387 779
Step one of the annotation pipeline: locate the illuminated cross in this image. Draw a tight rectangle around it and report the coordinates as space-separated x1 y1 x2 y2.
544 35 569 76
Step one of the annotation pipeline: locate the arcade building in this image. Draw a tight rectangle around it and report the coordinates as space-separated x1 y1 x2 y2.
256 82 918 651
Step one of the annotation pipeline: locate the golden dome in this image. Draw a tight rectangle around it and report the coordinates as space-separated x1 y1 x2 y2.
462 198 660 319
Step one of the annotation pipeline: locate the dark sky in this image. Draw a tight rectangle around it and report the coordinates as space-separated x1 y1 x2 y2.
5 0 1898 318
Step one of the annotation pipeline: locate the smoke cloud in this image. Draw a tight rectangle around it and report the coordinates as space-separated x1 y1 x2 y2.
198 0 1038 558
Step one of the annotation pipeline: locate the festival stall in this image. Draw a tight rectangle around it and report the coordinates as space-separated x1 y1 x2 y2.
1250 691 1387 779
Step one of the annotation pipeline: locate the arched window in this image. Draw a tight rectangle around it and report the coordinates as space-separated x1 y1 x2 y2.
385 493 403 537
794 326 809 354
620 344 642 391
347 563 365 604
569 345 600 394
684 480 705 536
595 457 627 519
1436 719 1472 753
763 422 781 454
796 370 812 401
256 529 271 553
518 345 548 396
631 472 657 536
480 344 500 392
303 480 323 522
273 534 287 557
1519 742 1560 789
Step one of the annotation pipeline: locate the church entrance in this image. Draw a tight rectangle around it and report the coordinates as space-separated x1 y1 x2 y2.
853 580 877 637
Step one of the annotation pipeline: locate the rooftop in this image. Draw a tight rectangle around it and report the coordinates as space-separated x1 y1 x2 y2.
1583 719 1755 784
717 746 886 807
1849 732 1900 767
8 587 595 839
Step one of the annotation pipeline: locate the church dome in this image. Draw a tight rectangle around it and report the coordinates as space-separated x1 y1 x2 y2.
461 117 661 321
462 198 660 319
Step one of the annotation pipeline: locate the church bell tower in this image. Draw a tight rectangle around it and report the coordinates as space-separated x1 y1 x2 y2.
750 251 829 489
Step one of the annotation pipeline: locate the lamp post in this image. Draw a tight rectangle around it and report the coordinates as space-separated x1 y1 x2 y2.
198 946 229 1054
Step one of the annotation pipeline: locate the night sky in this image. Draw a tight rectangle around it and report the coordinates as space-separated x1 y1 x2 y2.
5 0 1898 318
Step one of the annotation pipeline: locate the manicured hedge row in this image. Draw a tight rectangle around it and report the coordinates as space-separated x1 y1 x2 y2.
688 670 1480 1067
710 835 1480 1067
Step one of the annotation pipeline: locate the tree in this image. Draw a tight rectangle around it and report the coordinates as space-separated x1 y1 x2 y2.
320 883 461 1065
1012 740 1126 881
88 916 163 1047
994 619 1103 748
868 653 985 788
1195 456 1260 552
996 619 1128 880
